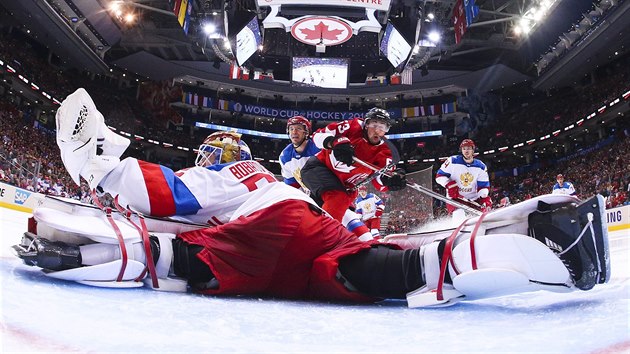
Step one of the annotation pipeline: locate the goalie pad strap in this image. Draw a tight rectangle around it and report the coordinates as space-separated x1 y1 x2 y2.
436 218 468 301
469 211 489 270
112 195 159 288
92 191 128 282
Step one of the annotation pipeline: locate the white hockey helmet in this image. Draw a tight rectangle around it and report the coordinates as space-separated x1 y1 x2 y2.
195 131 252 167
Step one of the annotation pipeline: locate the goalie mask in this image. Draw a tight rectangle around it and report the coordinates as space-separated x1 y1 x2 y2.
195 131 252 167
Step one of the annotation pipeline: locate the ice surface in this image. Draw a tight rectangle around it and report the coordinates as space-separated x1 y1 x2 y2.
1 207 629 353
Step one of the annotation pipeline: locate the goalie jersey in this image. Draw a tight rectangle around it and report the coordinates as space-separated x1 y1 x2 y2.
99 158 316 225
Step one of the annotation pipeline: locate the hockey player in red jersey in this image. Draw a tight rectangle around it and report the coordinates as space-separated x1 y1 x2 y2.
13 88 611 308
301 107 406 223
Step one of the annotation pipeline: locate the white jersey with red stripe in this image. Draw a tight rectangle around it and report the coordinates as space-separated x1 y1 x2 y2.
99 158 316 225
435 155 490 200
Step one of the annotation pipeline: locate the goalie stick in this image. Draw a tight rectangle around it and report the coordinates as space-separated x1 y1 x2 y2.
352 157 482 216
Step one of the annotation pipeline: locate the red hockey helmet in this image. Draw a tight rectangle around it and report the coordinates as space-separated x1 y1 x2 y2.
358 185 368 192
460 139 476 150
556 174 564 179
286 116 311 135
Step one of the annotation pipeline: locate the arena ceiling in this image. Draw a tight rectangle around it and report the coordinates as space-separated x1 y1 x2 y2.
1 0 628 98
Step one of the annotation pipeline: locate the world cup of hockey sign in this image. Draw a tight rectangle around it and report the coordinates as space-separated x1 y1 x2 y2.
291 17 353 46
257 0 391 11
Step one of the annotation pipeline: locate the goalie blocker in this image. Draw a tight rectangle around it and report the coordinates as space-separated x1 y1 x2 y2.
13 195 609 307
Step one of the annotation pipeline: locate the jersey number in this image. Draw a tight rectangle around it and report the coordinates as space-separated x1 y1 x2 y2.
336 122 350 134
241 173 277 192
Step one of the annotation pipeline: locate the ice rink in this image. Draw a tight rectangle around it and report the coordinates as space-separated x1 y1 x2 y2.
1 206 629 353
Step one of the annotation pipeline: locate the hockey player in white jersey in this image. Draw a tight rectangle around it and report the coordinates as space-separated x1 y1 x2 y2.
552 174 577 196
12 88 611 308
278 116 320 189
355 185 385 238
436 139 492 214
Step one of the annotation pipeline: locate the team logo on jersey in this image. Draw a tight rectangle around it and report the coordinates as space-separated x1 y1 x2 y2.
291 17 353 46
460 172 474 187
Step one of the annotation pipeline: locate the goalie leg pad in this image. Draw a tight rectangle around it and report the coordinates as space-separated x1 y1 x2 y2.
528 194 610 290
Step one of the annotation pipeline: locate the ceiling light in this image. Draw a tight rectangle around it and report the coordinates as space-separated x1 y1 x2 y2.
428 31 441 43
203 23 216 35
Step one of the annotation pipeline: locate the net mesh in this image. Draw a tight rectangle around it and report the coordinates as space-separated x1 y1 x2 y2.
379 166 434 233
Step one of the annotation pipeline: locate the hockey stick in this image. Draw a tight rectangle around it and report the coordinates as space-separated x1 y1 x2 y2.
348 160 397 191
352 157 483 216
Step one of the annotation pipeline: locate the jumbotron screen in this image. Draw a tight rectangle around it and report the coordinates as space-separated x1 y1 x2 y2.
291 57 349 89
380 22 412 70
235 17 262 66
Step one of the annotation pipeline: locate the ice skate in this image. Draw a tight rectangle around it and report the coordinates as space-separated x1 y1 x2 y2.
12 232 82 271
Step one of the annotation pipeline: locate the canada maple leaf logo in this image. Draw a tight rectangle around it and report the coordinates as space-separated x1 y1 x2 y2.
300 22 344 41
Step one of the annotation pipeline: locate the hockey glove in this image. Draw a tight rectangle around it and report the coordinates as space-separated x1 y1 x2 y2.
324 136 354 166
382 168 407 191
476 196 493 212
445 181 460 199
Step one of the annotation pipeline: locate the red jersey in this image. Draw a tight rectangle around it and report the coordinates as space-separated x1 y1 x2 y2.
178 200 380 302
312 118 394 190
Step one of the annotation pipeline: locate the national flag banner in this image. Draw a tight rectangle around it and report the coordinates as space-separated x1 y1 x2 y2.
441 102 456 114
498 146 508 152
597 105 606 114
576 119 584 126
552 129 561 136
230 62 241 80
377 75 387 85
178 0 188 26
258 72 273 81
173 0 182 16
218 99 229 110
192 93 198 106
202 96 210 107
428 105 436 116
184 92 193 104
622 89 630 99
453 0 467 44
419 106 426 116
401 68 413 85
464 0 479 26
365 76 380 85
402 107 420 118
434 104 442 115
390 73 401 85
183 0 194 33
526 139 536 145
241 67 250 80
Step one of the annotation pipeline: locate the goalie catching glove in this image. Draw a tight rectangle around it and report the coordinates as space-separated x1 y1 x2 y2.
55 88 130 189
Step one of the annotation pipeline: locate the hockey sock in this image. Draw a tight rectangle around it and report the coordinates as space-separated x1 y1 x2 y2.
338 245 423 299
